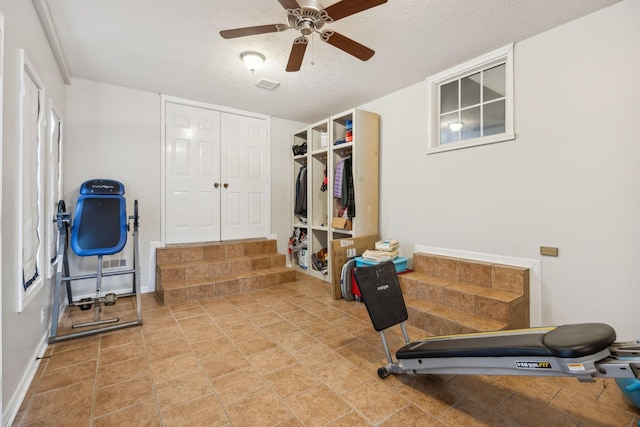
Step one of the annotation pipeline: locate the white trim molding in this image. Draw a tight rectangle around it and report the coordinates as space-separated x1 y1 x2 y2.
32 0 71 84
159 94 271 246
0 9 5 421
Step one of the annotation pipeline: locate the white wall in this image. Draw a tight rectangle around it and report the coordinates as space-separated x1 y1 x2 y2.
64 78 161 294
0 0 66 423
362 0 640 340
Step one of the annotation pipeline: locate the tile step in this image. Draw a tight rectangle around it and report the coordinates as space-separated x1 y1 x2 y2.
404 296 508 336
399 270 527 327
156 254 285 283
156 239 278 265
155 266 297 305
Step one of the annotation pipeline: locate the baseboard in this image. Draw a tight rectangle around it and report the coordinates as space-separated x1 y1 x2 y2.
147 241 163 293
3 332 49 427
414 245 542 327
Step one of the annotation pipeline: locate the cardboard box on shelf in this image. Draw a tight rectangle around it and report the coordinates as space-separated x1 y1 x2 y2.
330 235 379 300
331 217 352 231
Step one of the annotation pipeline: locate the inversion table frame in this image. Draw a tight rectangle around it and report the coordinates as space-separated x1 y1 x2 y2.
49 180 143 343
353 261 640 409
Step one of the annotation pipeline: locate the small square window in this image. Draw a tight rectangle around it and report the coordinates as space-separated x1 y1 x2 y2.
427 45 515 154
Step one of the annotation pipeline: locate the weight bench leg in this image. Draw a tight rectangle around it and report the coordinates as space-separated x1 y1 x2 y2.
400 322 410 345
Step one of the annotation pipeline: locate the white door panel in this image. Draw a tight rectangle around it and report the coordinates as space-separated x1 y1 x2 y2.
171 191 189 228
248 192 263 224
220 113 268 240
165 103 221 244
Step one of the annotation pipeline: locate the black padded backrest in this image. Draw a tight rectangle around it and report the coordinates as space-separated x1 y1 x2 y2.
70 195 127 256
76 198 123 249
353 261 408 331
70 178 128 257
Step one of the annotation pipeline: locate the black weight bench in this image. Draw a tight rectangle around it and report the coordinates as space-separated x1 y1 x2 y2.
353 261 639 389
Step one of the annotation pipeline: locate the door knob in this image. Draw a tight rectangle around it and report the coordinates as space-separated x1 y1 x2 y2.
214 183 220 188
223 183 229 188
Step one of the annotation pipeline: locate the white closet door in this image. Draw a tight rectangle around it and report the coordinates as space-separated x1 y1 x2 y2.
165 103 221 244
220 113 268 241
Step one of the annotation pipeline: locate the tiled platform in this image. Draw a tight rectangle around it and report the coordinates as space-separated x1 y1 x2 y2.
155 240 296 305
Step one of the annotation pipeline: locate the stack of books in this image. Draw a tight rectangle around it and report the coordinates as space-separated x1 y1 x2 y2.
375 239 400 251
361 240 401 263
355 239 408 273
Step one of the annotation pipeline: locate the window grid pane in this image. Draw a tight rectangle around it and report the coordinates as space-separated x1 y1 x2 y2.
440 112 460 144
483 99 506 136
440 81 458 114
460 106 481 141
461 72 481 109
483 64 506 101
437 61 507 147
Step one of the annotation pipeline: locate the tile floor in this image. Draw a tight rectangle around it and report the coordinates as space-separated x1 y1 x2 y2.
14 276 640 426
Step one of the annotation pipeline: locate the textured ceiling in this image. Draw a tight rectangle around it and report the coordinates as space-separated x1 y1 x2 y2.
44 0 619 124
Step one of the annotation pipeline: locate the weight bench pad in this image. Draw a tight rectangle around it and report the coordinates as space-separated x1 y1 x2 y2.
397 323 616 360
542 322 615 358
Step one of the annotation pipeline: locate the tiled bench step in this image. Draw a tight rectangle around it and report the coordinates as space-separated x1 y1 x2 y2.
404 296 508 336
156 267 297 305
412 252 530 297
156 253 286 284
156 239 278 264
399 272 527 327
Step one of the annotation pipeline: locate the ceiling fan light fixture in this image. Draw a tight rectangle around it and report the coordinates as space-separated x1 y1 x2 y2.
240 51 266 73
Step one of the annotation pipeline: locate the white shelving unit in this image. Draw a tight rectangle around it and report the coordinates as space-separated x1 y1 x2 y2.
290 108 379 281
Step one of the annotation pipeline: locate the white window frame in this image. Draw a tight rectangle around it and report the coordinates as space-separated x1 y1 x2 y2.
427 44 515 154
0 10 5 380
18 49 46 312
45 100 63 279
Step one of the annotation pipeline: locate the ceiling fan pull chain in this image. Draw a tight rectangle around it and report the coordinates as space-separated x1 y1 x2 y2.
311 34 315 66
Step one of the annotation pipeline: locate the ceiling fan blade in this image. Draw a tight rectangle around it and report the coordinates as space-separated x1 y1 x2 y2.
220 24 282 39
321 31 374 61
286 36 308 72
323 0 387 21
277 0 300 10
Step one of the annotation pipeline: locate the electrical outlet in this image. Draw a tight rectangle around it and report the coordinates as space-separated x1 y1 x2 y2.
40 307 45 324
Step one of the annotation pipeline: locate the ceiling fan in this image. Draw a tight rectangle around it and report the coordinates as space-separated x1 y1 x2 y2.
220 0 388 72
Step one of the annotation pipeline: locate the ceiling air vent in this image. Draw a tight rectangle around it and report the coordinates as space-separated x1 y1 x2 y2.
255 79 280 90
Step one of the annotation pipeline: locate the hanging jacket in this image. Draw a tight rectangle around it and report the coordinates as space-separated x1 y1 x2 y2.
341 158 355 217
334 159 345 198
294 167 307 215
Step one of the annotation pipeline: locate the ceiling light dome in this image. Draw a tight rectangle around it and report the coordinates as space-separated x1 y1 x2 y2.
240 51 266 73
